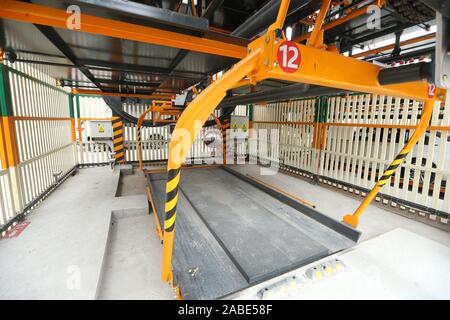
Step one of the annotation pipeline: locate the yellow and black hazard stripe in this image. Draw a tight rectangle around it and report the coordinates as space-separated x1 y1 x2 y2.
137 125 142 152
164 168 181 232
112 117 125 164
377 150 409 186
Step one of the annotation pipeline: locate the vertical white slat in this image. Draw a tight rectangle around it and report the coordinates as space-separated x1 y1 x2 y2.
379 96 392 195
409 101 426 203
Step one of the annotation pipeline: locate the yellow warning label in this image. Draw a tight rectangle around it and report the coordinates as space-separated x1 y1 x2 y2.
98 124 105 133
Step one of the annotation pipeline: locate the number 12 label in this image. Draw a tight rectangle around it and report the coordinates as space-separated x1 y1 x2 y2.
277 41 301 73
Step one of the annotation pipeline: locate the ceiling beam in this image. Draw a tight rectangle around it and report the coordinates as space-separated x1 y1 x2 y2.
351 33 435 59
72 89 174 99
78 58 207 81
0 0 247 59
69 0 209 31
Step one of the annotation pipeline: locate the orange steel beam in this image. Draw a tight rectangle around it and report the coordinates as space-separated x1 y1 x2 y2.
189 0 198 17
0 0 247 59
146 186 164 241
72 89 174 100
249 33 446 100
294 3 375 43
268 0 291 32
208 26 232 34
0 116 8 169
351 33 436 59
211 114 222 129
1 117 20 168
307 0 332 47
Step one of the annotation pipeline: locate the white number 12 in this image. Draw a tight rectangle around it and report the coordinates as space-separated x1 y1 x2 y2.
279 44 299 69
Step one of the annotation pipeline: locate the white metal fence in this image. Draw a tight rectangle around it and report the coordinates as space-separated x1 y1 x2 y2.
251 94 450 216
74 96 249 165
10 68 75 206
0 61 76 231
251 99 316 171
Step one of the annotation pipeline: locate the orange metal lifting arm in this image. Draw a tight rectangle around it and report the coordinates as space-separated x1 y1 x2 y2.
307 0 332 47
211 114 223 129
343 99 435 227
268 0 291 32
249 32 444 100
161 49 261 282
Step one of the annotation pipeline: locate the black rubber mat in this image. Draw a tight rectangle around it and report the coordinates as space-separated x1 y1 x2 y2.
179 169 329 283
147 167 359 299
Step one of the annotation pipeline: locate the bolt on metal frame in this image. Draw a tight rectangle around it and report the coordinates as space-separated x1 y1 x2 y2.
160 0 443 282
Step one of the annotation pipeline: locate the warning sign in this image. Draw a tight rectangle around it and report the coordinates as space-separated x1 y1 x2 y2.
230 115 249 132
98 124 105 133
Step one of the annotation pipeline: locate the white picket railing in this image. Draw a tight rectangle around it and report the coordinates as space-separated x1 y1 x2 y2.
251 94 450 216
0 60 76 231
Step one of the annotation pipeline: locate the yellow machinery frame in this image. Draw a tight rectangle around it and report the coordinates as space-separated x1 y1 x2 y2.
160 0 443 282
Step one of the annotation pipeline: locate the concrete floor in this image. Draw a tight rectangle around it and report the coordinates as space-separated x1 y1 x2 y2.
0 166 173 300
97 209 173 300
0 164 448 299
116 173 147 197
231 165 450 246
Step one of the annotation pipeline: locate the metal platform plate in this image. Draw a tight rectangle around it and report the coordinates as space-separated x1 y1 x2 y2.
147 166 360 299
